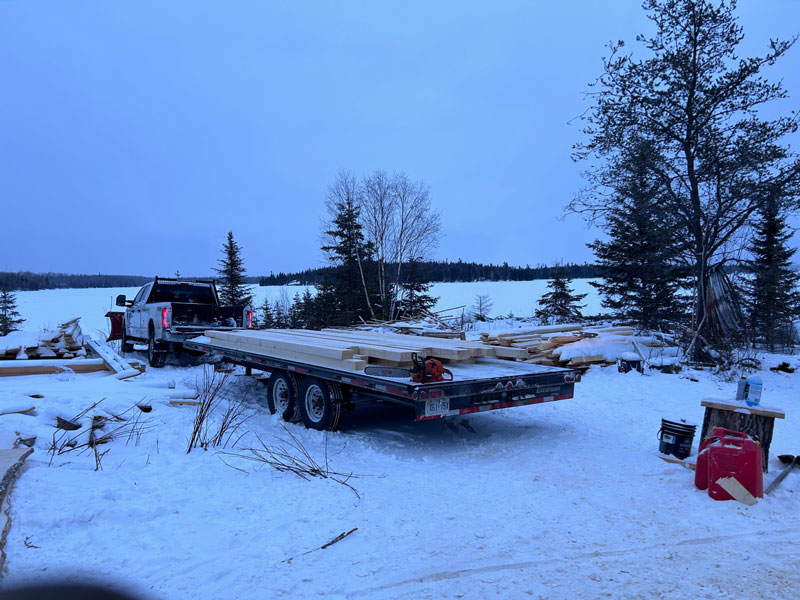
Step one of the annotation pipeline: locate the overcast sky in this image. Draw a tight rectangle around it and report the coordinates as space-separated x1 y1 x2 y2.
2 1 798 277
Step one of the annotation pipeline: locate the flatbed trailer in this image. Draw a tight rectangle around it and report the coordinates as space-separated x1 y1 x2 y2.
184 334 580 431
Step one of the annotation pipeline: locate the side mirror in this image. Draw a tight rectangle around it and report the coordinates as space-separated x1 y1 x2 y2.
116 295 127 307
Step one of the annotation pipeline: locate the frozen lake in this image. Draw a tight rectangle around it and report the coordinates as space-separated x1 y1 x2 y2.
13 279 603 335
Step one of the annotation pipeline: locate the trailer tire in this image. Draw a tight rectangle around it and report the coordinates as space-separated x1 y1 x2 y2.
147 326 166 368
267 371 299 422
120 323 134 353
299 378 343 431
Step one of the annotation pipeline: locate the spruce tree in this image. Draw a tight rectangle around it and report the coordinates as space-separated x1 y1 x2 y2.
258 296 275 329
320 195 377 326
396 258 437 319
214 231 253 307
588 140 686 331
572 0 800 358
744 197 800 350
0 289 25 336
535 268 587 324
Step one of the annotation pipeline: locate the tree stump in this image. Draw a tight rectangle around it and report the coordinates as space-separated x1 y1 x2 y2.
700 399 786 473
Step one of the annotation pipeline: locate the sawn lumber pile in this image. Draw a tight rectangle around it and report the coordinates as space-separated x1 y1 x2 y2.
0 318 86 360
479 324 661 369
203 328 529 371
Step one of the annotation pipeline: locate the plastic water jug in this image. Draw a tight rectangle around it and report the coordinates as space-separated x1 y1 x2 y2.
744 375 762 407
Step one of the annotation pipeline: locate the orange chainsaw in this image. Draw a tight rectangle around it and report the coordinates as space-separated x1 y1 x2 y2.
364 353 453 383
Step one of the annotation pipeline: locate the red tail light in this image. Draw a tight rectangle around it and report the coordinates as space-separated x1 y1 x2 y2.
162 307 170 329
247 310 253 328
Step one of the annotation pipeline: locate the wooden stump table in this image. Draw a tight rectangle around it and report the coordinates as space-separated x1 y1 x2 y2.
700 398 785 473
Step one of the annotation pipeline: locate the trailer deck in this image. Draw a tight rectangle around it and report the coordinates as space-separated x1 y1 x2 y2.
185 333 580 428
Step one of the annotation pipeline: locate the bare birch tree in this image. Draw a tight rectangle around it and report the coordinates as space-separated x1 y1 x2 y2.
359 171 441 320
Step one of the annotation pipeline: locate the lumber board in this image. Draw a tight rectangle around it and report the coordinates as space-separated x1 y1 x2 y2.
204 337 367 371
206 331 356 360
700 399 785 419
715 476 758 505
0 358 109 377
86 338 130 374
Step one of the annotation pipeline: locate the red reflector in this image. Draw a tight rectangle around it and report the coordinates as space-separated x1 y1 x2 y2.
429 390 443 398
162 307 169 328
412 392 418 400
420 392 427 400
565 375 575 383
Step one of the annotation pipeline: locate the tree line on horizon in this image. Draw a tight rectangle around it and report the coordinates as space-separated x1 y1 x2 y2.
0 260 599 293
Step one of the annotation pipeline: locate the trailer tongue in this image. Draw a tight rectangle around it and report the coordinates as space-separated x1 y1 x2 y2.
184 331 580 431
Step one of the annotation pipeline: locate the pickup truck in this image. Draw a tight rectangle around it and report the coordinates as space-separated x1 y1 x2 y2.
113 277 253 367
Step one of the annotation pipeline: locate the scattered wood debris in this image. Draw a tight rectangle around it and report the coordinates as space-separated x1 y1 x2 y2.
0 320 144 378
480 324 680 371
0 318 86 361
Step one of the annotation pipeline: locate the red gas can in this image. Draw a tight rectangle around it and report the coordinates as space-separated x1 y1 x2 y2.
695 428 749 491
707 435 763 500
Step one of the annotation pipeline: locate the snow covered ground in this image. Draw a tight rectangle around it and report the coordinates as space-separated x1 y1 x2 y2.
2 288 800 599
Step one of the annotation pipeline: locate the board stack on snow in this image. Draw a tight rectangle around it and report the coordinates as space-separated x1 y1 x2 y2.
202 328 529 371
0 318 87 361
480 324 674 370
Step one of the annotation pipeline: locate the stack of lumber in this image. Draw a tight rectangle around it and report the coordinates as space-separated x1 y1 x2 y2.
203 328 529 371
480 324 663 369
0 318 86 360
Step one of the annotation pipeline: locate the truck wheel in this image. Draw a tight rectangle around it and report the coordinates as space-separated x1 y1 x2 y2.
299 378 344 431
266 371 299 422
148 327 166 368
120 323 134 353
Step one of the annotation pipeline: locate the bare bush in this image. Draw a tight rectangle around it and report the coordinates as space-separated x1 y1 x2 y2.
187 366 252 453
48 400 155 470
220 425 364 498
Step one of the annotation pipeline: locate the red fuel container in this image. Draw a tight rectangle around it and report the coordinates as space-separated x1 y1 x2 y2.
707 435 763 500
694 428 749 491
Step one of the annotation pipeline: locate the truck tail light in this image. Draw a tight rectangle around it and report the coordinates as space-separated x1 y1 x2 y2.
565 374 579 383
247 310 253 328
162 307 170 329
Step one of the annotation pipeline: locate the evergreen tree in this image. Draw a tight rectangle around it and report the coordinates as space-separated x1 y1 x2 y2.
535 269 588 324
258 296 275 329
272 300 288 329
214 231 253 307
0 289 25 336
588 140 687 330
396 257 438 319
320 192 377 326
572 0 800 358
744 197 800 349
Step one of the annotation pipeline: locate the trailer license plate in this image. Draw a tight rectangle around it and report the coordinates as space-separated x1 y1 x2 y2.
425 397 449 417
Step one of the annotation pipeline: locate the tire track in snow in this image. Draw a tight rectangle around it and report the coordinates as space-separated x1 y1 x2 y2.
348 527 800 596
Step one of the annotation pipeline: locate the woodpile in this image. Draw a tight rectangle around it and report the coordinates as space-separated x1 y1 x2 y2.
0 320 144 379
203 328 529 371
0 318 86 360
479 324 668 370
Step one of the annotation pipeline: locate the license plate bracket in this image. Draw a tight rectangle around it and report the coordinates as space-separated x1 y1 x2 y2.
425 397 450 417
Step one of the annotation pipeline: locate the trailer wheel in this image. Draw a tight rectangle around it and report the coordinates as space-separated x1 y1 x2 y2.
299 378 344 431
267 371 299 422
120 322 134 353
147 326 166 368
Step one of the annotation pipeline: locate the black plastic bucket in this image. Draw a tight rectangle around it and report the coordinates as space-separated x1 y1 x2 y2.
658 418 697 459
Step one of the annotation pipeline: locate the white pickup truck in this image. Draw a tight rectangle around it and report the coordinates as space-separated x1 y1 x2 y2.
113 277 253 367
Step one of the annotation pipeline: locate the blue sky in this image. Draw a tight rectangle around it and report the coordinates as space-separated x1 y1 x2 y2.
2 1 798 276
